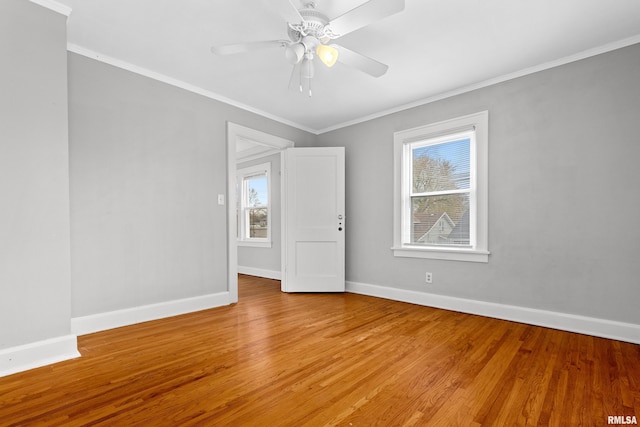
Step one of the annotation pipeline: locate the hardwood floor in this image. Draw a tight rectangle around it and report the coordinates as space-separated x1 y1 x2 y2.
1 275 639 426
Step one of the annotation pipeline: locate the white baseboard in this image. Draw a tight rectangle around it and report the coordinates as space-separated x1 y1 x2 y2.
71 292 231 336
0 335 80 378
346 281 640 344
238 266 281 281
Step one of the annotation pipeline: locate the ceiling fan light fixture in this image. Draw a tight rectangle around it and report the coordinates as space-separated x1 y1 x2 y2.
285 42 305 64
316 44 339 67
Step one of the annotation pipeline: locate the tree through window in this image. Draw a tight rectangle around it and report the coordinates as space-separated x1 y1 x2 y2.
410 134 471 247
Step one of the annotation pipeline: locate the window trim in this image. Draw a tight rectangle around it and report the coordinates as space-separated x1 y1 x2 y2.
392 111 489 262
237 162 272 248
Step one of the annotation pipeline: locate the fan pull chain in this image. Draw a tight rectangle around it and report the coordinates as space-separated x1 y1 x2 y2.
299 63 303 93
287 64 297 92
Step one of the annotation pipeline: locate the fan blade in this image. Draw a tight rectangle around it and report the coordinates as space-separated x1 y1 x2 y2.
329 0 405 37
334 44 388 77
268 0 304 24
211 40 288 55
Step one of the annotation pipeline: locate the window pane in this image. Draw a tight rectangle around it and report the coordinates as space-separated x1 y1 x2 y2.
246 175 267 207
411 193 470 246
412 138 470 193
248 207 268 238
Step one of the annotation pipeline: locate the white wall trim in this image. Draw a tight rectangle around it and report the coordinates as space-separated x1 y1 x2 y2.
346 281 640 345
238 266 282 281
29 0 72 16
66 44 316 135
318 35 640 134
68 36 640 136
237 147 282 164
71 292 231 336
0 335 80 378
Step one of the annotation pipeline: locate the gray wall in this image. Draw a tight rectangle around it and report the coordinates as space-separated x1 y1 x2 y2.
316 43 640 325
0 1 72 349
237 153 282 274
68 53 313 317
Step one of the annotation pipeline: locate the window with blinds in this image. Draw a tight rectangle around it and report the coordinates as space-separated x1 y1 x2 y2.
393 111 489 262
409 132 472 247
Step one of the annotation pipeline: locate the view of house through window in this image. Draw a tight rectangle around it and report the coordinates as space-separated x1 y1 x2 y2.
410 135 471 247
237 162 271 245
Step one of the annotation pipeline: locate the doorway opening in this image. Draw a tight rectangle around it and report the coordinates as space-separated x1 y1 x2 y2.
226 123 294 302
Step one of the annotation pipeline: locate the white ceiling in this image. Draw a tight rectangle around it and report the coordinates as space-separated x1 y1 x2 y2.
57 0 640 133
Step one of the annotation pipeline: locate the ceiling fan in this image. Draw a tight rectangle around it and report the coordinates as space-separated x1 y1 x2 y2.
211 0 405 96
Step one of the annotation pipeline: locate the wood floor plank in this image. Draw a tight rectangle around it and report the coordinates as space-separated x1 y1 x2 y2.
0 275 638 426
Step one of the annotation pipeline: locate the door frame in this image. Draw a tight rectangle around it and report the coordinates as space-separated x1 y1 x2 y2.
226 122 294 303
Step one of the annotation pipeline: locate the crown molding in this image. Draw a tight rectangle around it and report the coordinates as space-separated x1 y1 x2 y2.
66 43 318 135
317 34 640 134
68 34 640 136
29 0 72 17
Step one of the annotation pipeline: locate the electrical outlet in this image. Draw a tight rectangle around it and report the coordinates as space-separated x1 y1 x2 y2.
425 272 433 284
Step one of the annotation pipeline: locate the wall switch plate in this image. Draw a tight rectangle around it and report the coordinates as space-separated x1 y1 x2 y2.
217 194 225 205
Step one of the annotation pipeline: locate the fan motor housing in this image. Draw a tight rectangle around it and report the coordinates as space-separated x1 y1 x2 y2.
288 8 334 43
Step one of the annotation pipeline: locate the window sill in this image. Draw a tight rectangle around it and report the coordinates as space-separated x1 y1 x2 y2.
391 246 489 263
238 240 272 248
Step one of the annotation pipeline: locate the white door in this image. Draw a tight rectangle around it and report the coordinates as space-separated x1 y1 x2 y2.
282 147 345 292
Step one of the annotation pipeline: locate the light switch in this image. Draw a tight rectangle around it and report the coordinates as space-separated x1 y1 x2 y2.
217 194 225 205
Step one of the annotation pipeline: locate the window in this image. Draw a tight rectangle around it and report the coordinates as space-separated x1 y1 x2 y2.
237 162 271 247
393 111 489 262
